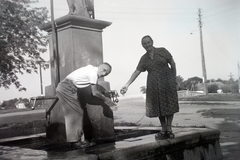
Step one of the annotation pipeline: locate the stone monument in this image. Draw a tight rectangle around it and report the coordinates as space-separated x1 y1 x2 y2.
39 1 114 143
66 0 94 18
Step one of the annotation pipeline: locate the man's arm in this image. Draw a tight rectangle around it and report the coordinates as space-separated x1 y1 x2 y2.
91 84 107 101
91 84 116 106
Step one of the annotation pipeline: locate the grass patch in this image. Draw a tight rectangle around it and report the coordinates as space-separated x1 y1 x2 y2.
0 107 44 114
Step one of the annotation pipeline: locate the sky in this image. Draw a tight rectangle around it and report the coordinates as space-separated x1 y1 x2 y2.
0 0 240 102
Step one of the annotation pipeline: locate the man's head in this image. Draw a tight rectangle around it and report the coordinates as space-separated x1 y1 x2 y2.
97 62 112 78
141 35 154 52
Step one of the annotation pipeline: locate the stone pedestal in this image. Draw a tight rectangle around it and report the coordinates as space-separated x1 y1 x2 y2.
40 15 112 82
39 15 113 143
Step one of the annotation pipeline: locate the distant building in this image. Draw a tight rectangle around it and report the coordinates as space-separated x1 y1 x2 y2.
15 98 26 109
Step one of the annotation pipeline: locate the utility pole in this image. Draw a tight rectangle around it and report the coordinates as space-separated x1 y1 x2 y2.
50 0 60 87
39 62 43 95
229 72 234 80
198 8 208 95
35 60 45 95
238 62 240 93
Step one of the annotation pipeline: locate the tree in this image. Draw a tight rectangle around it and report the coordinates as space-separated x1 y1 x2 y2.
140 86 146 94
230 81 239 93
176 75 184 90
0 0 49 91
1 98 18 109
222 85 231 93
216 78 227 84
183 76 203 90
208 84 218 93
0 97 34 109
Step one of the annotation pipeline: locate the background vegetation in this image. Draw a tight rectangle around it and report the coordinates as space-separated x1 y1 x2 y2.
140 75 239 94
0 0 48 91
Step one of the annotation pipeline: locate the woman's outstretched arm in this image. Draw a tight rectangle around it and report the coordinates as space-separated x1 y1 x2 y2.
121 69 141 94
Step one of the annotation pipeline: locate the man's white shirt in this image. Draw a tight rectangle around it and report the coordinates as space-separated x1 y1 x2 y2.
66 65 98 88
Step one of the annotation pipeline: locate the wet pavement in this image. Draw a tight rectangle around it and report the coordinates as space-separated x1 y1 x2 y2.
0 97 239 159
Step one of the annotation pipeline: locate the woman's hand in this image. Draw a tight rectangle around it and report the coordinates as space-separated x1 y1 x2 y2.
120 69 141 95
120 86 128 95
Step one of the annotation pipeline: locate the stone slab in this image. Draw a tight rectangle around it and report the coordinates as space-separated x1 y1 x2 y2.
0 127 223 160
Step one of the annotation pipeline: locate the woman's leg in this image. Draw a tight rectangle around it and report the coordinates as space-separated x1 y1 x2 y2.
155 116 168 140
159 116 167 131
166 114 174 131
166 114 175 138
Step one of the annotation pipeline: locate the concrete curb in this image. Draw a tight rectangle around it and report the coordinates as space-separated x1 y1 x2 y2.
179 101 240 104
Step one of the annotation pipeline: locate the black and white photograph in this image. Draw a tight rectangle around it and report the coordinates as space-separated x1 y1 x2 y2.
0 0 239 159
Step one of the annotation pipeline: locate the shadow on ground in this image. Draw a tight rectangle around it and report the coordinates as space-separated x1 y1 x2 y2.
199 108 240 160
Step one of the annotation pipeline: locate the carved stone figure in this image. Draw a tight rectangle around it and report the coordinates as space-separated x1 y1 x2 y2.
67 0 94 18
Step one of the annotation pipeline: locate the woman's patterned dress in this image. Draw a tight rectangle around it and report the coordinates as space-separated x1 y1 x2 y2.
137 47 179 117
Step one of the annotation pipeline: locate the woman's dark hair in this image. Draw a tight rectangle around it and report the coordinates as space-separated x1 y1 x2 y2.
141 35 153 43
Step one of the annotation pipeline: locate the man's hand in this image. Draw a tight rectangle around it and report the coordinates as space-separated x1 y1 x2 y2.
104 97 116 107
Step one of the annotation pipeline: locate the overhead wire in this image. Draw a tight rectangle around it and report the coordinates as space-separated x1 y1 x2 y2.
39 2 234 22
203 22 233 62
201 0 240 20
198 2 239 64
34 1 240 80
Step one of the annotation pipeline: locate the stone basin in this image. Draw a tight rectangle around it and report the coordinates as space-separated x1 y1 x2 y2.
0 127 158 152
0 127 223 160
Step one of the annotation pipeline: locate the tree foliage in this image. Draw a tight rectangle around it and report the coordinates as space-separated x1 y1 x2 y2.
176 75 184 90
0 0 49 91
183 76 203 90
140 86 146 94
0 97 38 109
208 84 219 93
229 82 239 93
139 75 239 94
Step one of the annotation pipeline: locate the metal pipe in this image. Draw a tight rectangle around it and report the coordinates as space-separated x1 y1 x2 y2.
50 0 60 87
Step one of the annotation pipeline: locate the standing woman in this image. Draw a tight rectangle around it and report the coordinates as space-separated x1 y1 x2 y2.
121 35 179 139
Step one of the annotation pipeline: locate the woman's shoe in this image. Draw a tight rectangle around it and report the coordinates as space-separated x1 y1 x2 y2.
155 131 167 140
81 140 96 148
166 131 175 139
70 140 94 148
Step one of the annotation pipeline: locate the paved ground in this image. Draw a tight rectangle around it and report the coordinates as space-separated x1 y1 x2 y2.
114 96 240 160
0 96 239 159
